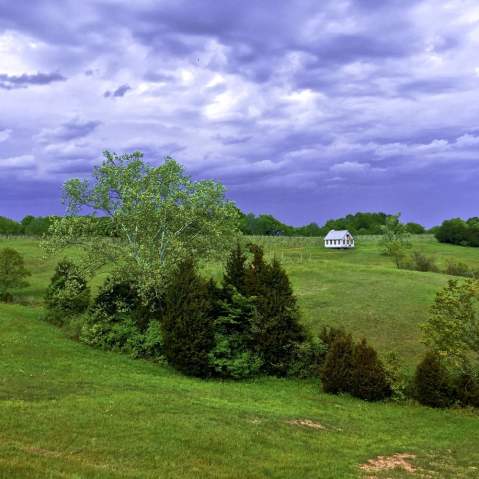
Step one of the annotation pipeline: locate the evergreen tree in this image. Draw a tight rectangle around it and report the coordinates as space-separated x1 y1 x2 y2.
413 351 453 408
454 367 479 408
223 242 247 295
161 259 215 377
321 332 354 394
0 247 30 302
248 251 307 376
350 338 392 401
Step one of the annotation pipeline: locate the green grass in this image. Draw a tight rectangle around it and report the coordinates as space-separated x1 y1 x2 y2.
0 235 478 477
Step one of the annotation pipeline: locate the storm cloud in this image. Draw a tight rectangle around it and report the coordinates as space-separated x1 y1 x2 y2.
0 0 478 225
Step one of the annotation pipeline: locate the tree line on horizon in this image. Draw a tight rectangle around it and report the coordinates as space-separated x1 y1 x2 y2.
1 211 478 246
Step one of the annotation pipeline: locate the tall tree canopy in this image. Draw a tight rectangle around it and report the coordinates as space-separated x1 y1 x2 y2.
43 151 240 295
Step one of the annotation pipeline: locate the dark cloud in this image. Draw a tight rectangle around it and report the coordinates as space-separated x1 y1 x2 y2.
0 72 66 90
36 119 101 143
104 84 132 98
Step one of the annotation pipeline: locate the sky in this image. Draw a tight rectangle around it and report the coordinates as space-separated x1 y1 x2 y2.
1 0 479 227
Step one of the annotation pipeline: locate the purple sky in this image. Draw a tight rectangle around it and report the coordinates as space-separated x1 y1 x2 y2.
1 1 479 226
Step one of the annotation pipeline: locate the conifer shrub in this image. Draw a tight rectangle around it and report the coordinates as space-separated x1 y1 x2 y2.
350 338 392 401
413 351 453 408
223 241 248 296
245 245 307 376
161 259 215 377
44 259 90 325
320 331 354 394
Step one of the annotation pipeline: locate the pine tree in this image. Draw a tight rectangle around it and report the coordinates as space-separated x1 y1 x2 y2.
161 259 215 377
350 338 392 401
321 332 354 394
454 367 479 408
413 351 453 408
223 242 247 295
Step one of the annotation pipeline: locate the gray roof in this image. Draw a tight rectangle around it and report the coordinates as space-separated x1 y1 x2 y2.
324 229 352 240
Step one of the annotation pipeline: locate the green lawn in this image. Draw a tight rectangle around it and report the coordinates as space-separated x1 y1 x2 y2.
0 235 478 478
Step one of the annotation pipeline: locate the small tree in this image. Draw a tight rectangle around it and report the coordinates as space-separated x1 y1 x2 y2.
45 259 90 324
0 248 31 302
380 213 411 258
422 279 479 368
413 351 453 408
321 331 354 394
350 338 391 401
161 259 215 377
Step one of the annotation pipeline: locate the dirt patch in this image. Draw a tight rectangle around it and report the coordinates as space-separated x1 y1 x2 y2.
287 418 325 430
360 453 416 475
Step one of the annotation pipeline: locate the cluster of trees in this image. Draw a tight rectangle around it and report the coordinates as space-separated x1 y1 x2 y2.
435 217 479 247
239 212 427 237
0 216 54 236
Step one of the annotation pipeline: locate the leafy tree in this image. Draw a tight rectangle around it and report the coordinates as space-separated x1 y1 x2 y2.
379 213 411 257
350 338 391 401
0 248 31 302
422 279 479 368
0 217 23 236
161 259 215 377
43 151 240 298
405 222 426 234
320 331 354 394
413 351 453 408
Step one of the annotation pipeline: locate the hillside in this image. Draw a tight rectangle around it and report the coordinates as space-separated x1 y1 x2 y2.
0 235 478 477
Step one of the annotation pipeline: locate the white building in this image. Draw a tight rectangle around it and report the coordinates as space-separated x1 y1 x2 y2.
324 230 355 249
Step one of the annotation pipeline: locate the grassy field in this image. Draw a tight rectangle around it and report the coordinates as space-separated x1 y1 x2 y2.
0 235 478 477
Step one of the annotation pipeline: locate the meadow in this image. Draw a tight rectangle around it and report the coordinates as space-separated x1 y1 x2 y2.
0 235 478 478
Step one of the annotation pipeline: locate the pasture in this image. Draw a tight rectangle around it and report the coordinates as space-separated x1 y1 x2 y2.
0 235 478 478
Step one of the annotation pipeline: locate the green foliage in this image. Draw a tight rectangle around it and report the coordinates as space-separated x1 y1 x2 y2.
445 260 474 278
0 247 31 302
383 352 410 401
409 251 439 272
422 279 479 367
43 151 240 297
379 213 411 257
405 222 426 234
244 245 307 376
161 259 215 377
287 336 327 378
320 331 354 394
223 241 248 295
413 351 453 408
0 216 23 236
350 338 391 401
453 366 479 408
44 259 90 324
81 276 162 358
435 217 479 247
208 287 262 379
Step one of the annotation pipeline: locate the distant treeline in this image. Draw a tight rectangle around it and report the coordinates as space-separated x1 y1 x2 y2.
239 212 427 237
0 215 114 237
434 217 479 247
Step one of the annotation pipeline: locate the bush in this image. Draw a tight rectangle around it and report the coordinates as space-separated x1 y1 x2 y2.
44 259 89 324
383 352 410 401
208 287 262 379
0 247 30 303
453 367 479 408
287 336 327 378
445 261 472 278
413 351 453 408
350 339 391 401
82 276 163 358
410 251 439 272
320 331 354 394
161 259 215 377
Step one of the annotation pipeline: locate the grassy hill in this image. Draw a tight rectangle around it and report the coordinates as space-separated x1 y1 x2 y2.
0 235 478 477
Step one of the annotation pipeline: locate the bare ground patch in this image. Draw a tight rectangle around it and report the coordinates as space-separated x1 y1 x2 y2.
286 418 326 430
360 453 417 476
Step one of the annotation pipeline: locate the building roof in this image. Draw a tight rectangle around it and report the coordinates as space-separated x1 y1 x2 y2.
324 229 352 240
